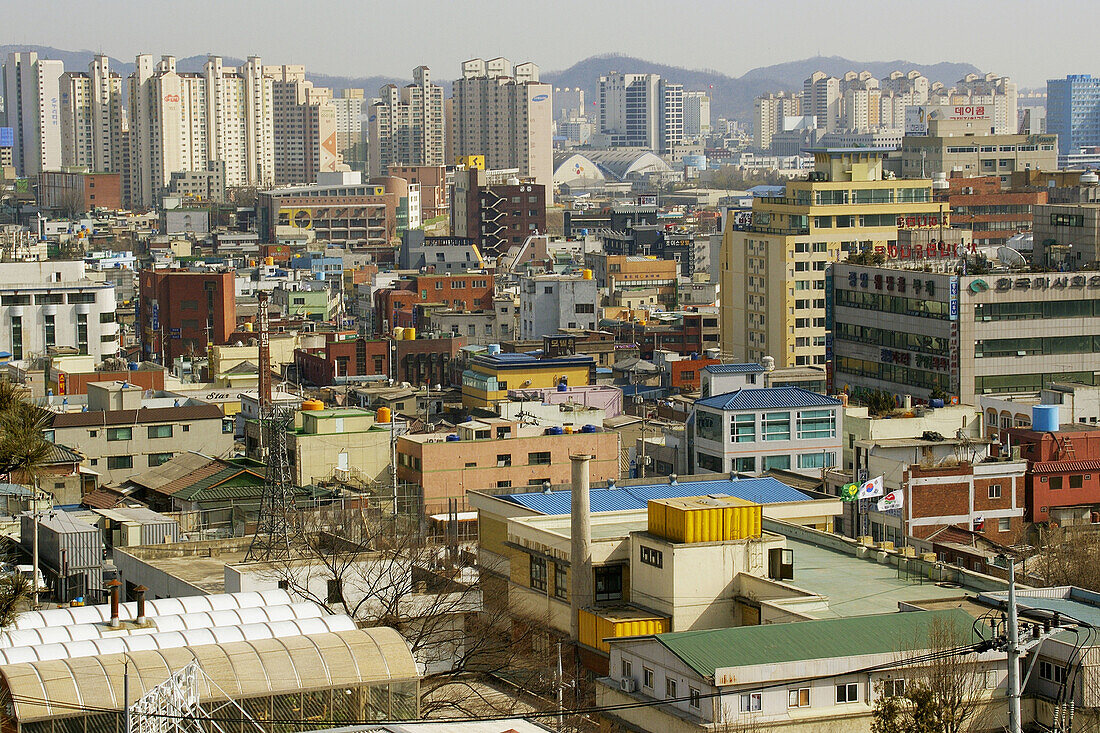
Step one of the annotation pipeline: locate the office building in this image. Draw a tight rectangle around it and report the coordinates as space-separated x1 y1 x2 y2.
58 55 127 174
831 259 1100 405
900 123 1056 182
1048 74 1100 156
450 166 546 257
682 90 710 136
138 269 235 364
450 58 553 193
597 72 683 153
2 52 64 177
127 55 274 209
266 64 338 186
368 66 445 177
0 260 118 362
519 271 598 339
720 147 939 367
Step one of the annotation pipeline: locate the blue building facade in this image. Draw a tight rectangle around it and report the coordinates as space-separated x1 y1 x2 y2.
1048 75 1100 155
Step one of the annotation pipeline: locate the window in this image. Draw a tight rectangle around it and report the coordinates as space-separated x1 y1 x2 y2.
836 682 859 703
622 659 632 678
734 456 756 473
697 411 722 442
575 303 594 313
496 480 512 489
1039 660 1067 684
763 454 791 471
788 688 810 708
732 414 756 443
643 668 654 689
640 546 663 568
797 409 835 439
666 679 677 699
327 578 344 604
988 484 1002 499
68 292 97 304
76 313 88 354
10 317 21 361
594 565 623 601
528 451 551 465
763 412 791 441
881 679 905 697
740 692 762 712
1049 476 1064 490
1070 475 1084 489
554 564 568 600
44 314 55 347
107 455 133 470
689 687 701 709
148 425 172 439
497 454 511 467
530 556 547 591
0 294 30 306
107 427 132 441
148 452 173 467
798 452 835 469
998 517 1011 532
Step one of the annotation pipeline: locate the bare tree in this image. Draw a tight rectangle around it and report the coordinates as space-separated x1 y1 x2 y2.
1030 524 1100 592
258 506 559 718
871 617 994 733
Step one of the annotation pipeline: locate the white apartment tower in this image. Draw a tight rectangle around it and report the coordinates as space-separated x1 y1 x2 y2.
2 52 64 177
450 57 553 194
753 92 801 151
683 90 711 137
368 66 445 177
803 71 841 132
267 64 338 186
60 55 127 173
332 89 365 161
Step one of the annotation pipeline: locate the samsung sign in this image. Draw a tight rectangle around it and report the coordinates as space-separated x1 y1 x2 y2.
531 94 548 102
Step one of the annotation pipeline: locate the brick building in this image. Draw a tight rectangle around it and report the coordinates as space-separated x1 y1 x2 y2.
901 459 1028 542
373 273 494 336
1004 423 1100 526
295 334 467 387
935 174 1046 247
389 165 447 220
603 311 721 359
38 171 122 212
450 167 546 258
138 270 236 364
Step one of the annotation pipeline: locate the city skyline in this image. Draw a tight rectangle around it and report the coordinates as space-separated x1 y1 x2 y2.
1 0 1097 88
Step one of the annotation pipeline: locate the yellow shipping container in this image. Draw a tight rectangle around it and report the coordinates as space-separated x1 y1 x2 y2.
578 607 670 653
647 496 762 544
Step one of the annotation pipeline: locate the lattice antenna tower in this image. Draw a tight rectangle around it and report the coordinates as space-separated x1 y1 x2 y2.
245 292 296 562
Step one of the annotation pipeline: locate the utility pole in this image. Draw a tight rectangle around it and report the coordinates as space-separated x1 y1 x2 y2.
1007 555 1022 733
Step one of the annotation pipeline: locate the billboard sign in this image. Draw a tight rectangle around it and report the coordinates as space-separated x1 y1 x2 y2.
905 104 991 136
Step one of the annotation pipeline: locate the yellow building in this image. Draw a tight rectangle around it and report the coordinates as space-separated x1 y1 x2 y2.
720 148 943 367
461 351 595 409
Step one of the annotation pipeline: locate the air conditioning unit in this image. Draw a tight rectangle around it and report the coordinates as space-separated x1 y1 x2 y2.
620 677 638 693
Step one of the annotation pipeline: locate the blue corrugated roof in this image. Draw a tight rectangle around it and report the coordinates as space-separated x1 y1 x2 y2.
704 363 764 374
502 477 811 515
696 387 841 411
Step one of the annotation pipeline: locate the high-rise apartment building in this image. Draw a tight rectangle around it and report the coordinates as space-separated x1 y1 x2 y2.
266 64 338 186
929 73 1018 135
368 66 445 177
804 72 841 132
127 55 275 209
59 55 126 173
659 79 683 152
450 58 553 194
683 90 711 137
1048 75 1100 156
2 52 64 177
720 148 939 367
333 89 365 162
754 92 801 151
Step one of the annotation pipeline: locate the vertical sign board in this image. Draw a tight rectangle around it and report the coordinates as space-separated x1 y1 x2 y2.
949 276 959 321
824 270 834 392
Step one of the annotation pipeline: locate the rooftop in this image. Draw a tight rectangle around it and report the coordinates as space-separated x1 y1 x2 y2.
704 363 764 374
696 387 842 411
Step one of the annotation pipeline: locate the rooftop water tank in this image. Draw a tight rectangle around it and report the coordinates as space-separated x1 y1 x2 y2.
376 407 392 423
301 399 325 411
1032 404 1059 432
1083 171 1099 186
546 426 564 435
446 434 461 442
404 327 416 340
582 269 593 280
581 424 597 433
487 344 501 355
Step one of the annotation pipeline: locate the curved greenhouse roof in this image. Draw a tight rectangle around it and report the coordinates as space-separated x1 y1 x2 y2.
1 627 417 723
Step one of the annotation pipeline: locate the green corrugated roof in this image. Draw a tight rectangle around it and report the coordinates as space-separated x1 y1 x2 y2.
171 467 264 502
654 609 982 677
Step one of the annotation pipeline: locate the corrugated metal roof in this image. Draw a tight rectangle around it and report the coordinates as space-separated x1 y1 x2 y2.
502 477 811 515
704 363 764 374
51 404 225 428
696 386 842 411
652 609 980 677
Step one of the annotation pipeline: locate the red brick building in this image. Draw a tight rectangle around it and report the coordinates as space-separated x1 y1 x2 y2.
603 312 721 359
138 270 236 364
935 175 1047 247
38 171 122 212
295 335 467 387
389 165 448 220
901 460 1028 542
451 168 546 257
1004 424 1100 525
373 273 494 336
667 355 721 392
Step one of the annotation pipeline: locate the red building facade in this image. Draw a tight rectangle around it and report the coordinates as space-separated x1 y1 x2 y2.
138 271 236 364
1005 425 1100 525
373 273 494 336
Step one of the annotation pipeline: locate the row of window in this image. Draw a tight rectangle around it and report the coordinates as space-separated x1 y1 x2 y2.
697 409 836 444
697 451 835 473
834 322 951 357
102 452 173 470
975 370 1095 394
530 556 622 602
1 292 99 305
974 298 1100 321
975 334 1100 358
836 356 951 392
834 289 950 320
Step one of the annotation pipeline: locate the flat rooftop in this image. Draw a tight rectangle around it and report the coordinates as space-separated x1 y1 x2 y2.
782 534 981 619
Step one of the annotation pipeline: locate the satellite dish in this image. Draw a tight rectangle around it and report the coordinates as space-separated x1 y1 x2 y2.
996 246 1027 268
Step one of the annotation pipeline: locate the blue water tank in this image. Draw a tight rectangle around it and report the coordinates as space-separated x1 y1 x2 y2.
929 398 945 408
446 434 461 442
128 362 139 370
556 382 568 392
546 426 564 436
486 344 501 355
1032 404 1060 432
581 424 597 433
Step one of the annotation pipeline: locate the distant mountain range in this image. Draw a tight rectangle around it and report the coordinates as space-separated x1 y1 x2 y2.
1 45 982 123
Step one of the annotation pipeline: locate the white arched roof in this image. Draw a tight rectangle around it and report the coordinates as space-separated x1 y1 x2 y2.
553 153 607 186
12 589 295 629
0 602 326 649
1 627 417 723
578 149 673 181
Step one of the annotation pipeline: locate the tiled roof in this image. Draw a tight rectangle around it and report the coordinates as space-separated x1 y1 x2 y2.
1032 459 1100 473
704 363 764 374
502 477 812 515
50 404 225 429
43 443 84 465
124 452 222 492
695 387 841 411
81 487 135 510
652 609 981 676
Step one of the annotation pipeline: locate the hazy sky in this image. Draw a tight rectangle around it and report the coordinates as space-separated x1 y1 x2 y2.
1 0 1095 87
